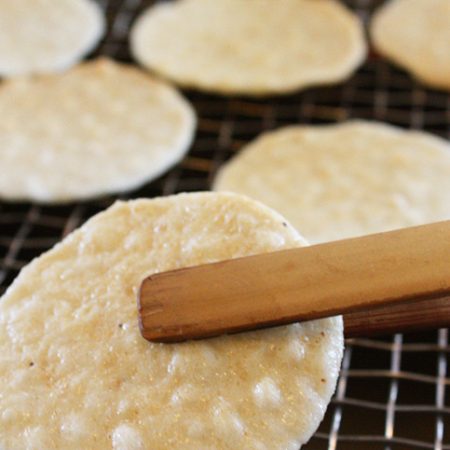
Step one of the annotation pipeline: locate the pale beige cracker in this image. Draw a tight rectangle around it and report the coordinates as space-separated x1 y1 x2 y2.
214 121 450 243
0 58 196 203
371 0 450 91
131 0 366 96
0 0 105 77
0 192 343 449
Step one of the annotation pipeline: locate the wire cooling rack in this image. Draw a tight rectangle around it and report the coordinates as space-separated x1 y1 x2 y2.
0 0 449 448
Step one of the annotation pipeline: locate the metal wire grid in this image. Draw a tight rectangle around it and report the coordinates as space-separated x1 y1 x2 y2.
0 0 449 448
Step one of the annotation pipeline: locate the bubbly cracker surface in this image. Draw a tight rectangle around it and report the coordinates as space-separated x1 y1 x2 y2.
0 193 343 449
214 121 450 243
0 58 195 203
371 0 450 91
131 0 366 95
0 0 104 76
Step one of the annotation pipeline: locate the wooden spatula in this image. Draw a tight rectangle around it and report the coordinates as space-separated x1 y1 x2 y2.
138 220 450 343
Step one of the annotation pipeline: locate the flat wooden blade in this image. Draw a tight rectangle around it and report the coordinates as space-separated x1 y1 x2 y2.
138 221 450 342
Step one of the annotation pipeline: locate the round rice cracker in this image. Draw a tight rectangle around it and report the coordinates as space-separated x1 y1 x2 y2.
0 58 196 203
0 193 343 450
0 0 105 77
371 0 450 91
131 0 366 96
214 121 450 244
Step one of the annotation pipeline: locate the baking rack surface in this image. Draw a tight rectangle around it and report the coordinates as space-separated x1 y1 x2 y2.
0 0 449 449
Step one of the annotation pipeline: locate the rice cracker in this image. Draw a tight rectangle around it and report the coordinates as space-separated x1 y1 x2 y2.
0 58 196 203
214 121 450 243
0 192 343 449
131 0 366 96
0 0 105 77
371 0 450 91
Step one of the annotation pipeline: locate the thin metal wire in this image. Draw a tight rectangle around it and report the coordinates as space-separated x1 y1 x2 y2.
385 334 402 449
348 339 450 353
344 370 450 386
0 206 40 287
435 330 448 450
0 1 449 449
329 348 353 450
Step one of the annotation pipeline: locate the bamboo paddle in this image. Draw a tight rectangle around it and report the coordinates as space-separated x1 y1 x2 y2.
138 220 450 343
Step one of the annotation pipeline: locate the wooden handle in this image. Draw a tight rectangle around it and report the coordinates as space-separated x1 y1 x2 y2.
344 296 450 338
138 221 450 342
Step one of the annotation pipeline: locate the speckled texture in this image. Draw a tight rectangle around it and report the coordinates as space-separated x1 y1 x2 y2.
371 0 450 91
131 0 366 96
0 0 104 77
0 193 343 449
214 121 450 243
0 58 196 203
